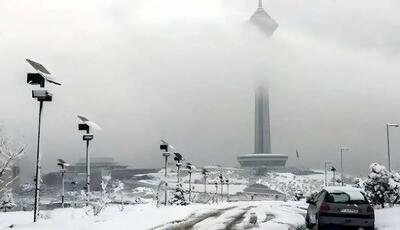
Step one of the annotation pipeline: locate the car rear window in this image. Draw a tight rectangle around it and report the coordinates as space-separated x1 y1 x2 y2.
325 191 368 204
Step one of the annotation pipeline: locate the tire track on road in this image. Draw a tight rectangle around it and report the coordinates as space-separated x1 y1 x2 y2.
223 206 256 230
150 206 237 230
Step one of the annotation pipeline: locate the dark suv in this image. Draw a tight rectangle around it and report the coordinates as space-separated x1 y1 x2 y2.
305 186 374 230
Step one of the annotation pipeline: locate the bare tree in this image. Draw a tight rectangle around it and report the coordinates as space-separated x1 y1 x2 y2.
0 134 24 192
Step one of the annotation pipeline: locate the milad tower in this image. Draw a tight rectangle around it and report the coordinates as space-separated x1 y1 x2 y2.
237 0 288 169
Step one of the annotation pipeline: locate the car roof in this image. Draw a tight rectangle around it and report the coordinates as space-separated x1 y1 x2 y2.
322 186 367 201
323 186 363 193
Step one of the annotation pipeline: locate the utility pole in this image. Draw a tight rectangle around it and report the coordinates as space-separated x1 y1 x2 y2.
340 147 349 186
160 140 171 206
57 160 68 208
219 172 223 201
26 59 60 222
214 182 218 203
77 115 101 205
386 124 399 172
225 179 230 201
202 169 208 193
186 163 194 202
324 162 332 186
173 153 183 189
331 166 336 186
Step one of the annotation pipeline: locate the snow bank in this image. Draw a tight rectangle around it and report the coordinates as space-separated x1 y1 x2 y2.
375 206 400 230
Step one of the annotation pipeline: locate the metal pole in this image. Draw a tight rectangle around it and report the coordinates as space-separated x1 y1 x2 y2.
164 154 168 206
61 166 65 208
164 155 168 177
340 149 344 186
215 183 218 203
220 181 223 201
332 170 336 186
204 174 207 193
177 164 180 187
227 182 230 201
86 131 90 204
387 124 392 172
324 162 327 187
188 171 192 202
33 101 43 222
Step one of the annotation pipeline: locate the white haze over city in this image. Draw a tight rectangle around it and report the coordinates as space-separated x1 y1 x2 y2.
0 0 400 180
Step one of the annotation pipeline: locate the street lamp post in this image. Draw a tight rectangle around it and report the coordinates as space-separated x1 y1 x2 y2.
331 166 336 186
160 140 172 206
219 172 224 201
173 153 183 188
57 159 69 208
26 59 60 222
202 169 208 193
186 163 194 202
340 147 350 186
71 181 77 208
324 161 332 186
214 181 218 203
225 179 230 201
386 124 399 172
77 115 101 205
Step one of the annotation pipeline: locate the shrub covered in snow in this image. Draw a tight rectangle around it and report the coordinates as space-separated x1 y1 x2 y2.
353 177 365 189
111 180 125 211
169 186 189 206
85 176 112 216
364 163 400 208
0 189 16 212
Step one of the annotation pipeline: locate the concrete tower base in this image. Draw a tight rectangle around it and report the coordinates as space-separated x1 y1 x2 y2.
237 153 288 169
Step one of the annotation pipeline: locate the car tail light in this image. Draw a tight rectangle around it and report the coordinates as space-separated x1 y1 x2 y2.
367 205 374 214
319 202 330 212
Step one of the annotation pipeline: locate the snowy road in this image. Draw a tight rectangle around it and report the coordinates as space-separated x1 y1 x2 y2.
151 201 307 230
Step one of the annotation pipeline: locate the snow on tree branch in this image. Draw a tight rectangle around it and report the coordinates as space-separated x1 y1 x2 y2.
0 133 25 191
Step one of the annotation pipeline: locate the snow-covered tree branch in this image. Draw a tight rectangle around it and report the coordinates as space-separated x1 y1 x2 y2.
0 134 24 192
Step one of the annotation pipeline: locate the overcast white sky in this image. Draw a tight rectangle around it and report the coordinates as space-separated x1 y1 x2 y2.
1 0 400 179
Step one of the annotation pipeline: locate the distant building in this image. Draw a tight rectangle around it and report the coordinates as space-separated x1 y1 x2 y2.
243 183 283 195
65 157 128 175
43 157 157 191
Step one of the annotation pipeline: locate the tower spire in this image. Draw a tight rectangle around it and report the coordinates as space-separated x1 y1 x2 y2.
258 0 263 9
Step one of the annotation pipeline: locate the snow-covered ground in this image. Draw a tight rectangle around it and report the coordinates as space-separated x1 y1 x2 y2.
1 201 399 229
1 167 399 229
375 206 400 230
0 201 307 230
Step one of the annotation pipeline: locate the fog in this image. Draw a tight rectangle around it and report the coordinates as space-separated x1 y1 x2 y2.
1 0 400 180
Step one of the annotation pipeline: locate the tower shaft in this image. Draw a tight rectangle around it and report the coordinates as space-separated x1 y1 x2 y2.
255 86 271 153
